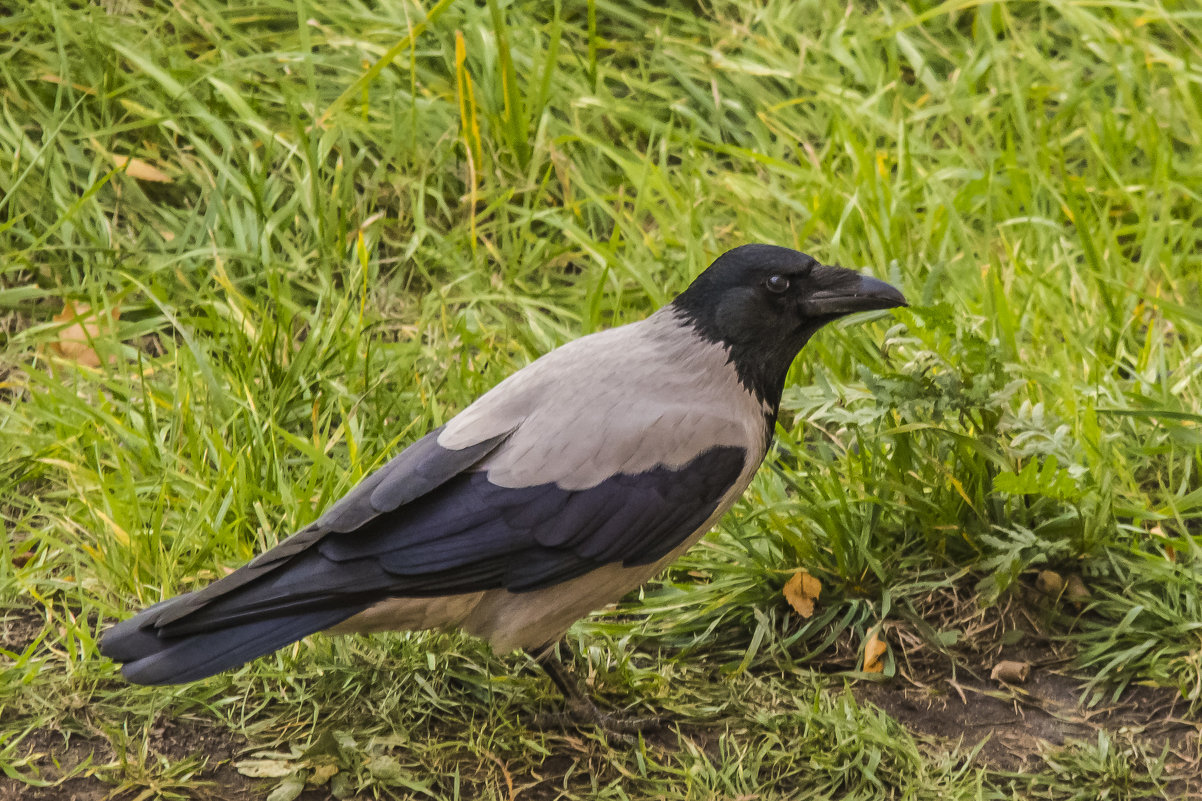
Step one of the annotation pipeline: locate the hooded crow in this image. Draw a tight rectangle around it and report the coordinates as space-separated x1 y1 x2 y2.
100 244 905 721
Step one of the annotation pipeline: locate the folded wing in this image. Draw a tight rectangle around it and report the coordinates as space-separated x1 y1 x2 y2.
100 421 746 684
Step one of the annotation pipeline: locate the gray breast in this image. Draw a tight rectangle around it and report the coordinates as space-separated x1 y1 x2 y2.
438 308 772 489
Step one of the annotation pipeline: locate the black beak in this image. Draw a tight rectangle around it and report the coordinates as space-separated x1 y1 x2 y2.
801 274 907 318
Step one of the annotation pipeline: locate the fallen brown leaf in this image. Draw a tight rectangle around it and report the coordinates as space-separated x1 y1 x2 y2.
89 137 172 183
1064 574 1091 604
52 300 121 367
38 74 97 94
862 628 887 673
1151 525 1176 562
309 762 339 785
1035 570 1064 597
782 570 822 618
111 153 172 183
991 660 1031 684
233 759 295 778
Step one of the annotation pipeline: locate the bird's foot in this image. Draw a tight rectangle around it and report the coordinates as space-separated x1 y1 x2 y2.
532 697 665 736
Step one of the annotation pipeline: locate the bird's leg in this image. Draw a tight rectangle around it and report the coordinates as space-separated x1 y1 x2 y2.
525 644 664 735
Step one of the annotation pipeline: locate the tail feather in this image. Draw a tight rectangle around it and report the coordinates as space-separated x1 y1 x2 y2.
99 538 378 685
100 603 363 685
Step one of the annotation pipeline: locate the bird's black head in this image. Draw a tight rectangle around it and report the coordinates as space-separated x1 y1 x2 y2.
670 244 907 412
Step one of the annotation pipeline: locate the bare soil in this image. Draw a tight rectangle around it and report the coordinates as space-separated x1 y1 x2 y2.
4 590 1199 799
856 669 1201 789
1 719 256 801
852 584 1202 797
5 668 1198 801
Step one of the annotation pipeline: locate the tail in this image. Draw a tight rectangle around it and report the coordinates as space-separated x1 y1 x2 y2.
99 508 404 685
98 530 382 685
99 595 363 685
99 425 517 685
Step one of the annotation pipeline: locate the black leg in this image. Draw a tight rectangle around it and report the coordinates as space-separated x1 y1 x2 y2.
524 642 665 735
527 645 583 703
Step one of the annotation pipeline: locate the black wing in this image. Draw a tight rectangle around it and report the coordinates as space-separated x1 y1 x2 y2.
147 425 514 628
145 444 746 635
101 429 746 684
320 443 747 592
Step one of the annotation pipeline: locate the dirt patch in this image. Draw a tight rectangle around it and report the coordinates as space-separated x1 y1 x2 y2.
857 668 1200 776
5 576 1199 800
805 577 1202 793
5 676 1199 800
0 716 333 801
0 606 46 654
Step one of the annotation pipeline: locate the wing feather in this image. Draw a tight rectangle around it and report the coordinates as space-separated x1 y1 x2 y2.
144 425 514 629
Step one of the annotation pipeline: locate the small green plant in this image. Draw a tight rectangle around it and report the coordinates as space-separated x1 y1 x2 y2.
2 0 1199 798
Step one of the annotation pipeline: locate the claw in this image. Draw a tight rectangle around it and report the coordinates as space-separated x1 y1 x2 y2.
524 644 666 737
530 697 665 737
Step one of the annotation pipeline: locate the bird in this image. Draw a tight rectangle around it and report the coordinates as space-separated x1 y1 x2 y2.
99 244 905 727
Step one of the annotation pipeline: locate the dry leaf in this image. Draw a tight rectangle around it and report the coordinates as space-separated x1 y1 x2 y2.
862 628 887 673
111 153 172 183
52 300 121 367
234 759 296 778
782 570 822 618
991 660 1030 684
1035 570 1064 597
309 762 339 785
38 74 97 94
1065 574 1091 604
89 137 172 183
1151 525 1176 562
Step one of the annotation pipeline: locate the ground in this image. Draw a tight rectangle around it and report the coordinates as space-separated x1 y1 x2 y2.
4 585 1200 799
2 0 1200 798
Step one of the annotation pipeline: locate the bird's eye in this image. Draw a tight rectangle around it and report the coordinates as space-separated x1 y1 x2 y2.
765 275 790 294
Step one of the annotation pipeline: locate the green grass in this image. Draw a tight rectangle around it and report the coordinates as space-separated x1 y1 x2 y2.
2 0 1201 798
